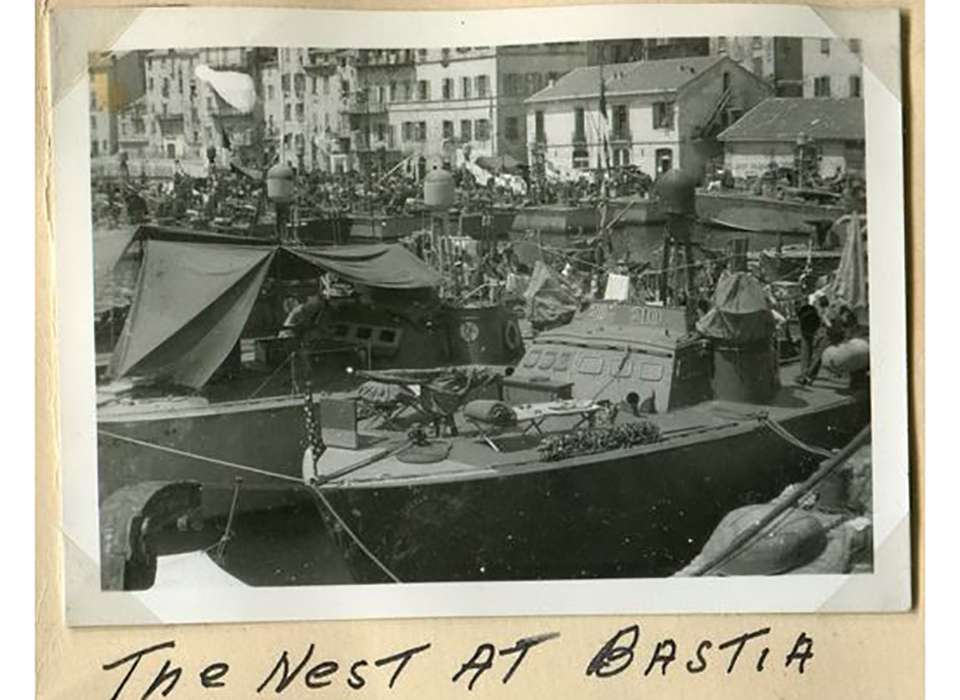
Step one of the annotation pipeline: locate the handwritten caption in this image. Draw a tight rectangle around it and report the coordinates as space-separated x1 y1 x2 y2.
103 625 814 698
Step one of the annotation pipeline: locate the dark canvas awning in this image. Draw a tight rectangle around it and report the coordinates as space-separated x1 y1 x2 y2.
289 244 442 289
108 226 442 389
109 240 275 389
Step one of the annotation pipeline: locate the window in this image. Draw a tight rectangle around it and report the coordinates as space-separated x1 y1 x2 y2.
389 82 397 101
460 119 472 141
849 75 862 97
402 121 412 141
295 103 304 121
526 73 543 95
442 120 454 139
91 141 99 156
461 77 472 99
403 81 413 101
820 39 831 55
505 116 519 141
752 36 763 50
814 75 831 97
613 147 630 167
534 110 545 143
417 121 427 141
573 146 589 170
267 85 275 100
341 80 350 94
281 74 290 92
147 78 154 92
536 351 557 370
312 77 318 95
161 78 169 98
323 77 330 95
574 107 586 141
475 119 490 140
377 123 386 142
717 37 728 53
442 78 454 99
849 38 862 54
752 57 764 77
653 101 674 129
417 80 429 100
284 103 291 121
475 75 489 98
577 356 604 375
612 105 629 139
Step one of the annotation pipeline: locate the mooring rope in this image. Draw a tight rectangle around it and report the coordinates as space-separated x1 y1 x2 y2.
685 424 871 577
312 490 403 584
97 429 305 484
98 428 403 583
759 415 835 459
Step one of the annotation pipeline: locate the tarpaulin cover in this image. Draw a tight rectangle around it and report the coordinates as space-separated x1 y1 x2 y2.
109 240 275 389
289 244 442 289
831 215 868 324
696 271 775 343
523 261 580 329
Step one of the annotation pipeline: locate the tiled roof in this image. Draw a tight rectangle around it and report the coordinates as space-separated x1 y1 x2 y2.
717 97 864 142
526 55 726 104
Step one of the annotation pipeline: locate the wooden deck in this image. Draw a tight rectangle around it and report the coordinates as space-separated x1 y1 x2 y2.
315 362 859 488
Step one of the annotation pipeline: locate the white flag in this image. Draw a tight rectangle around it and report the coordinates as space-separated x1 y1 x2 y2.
194 64 257 113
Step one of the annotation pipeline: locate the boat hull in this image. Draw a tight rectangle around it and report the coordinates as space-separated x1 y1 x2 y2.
695 192 844 233
98 396 313 518
316 398 869 582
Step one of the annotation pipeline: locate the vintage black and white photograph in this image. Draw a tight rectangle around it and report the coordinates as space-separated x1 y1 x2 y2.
53 5 910 624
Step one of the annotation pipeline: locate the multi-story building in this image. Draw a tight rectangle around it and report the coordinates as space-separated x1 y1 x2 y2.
381 44 589 174
587 38 710 65
89 51 145 157
134 47 266 163
525 55 771 179
708 36 862 98
261 48 359 172
801 37 863 98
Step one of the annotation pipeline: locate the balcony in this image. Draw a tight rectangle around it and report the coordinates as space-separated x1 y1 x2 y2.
344 96 388 115
610 129 632 143
355 49 415 68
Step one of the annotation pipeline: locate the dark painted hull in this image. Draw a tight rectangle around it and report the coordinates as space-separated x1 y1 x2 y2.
316 398 869 582
98 396 313 518
695 192 844 233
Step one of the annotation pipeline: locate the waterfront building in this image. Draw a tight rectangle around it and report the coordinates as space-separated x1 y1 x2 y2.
525 55 771 180
708 36 863 98
89 51 145 158
716 97 865 179
382 44 590 174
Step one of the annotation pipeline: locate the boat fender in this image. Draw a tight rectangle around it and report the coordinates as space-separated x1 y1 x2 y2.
504 319 523 352
822 337 870 375
99 480 202 591
690 504 829 576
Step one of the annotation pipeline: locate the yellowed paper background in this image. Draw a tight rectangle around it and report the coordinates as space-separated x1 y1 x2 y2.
37 1 924 697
